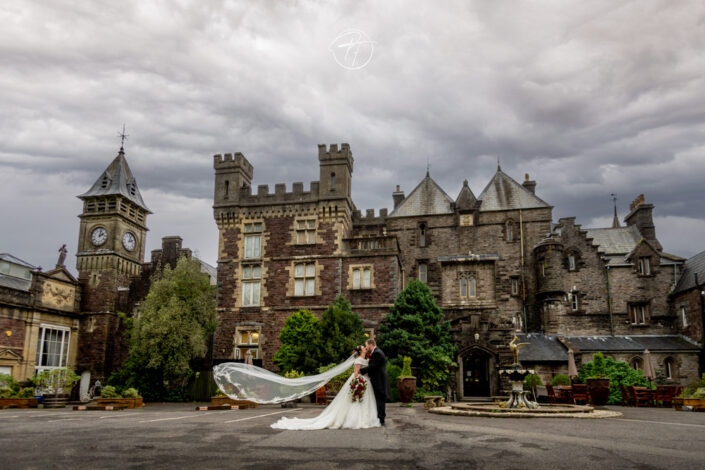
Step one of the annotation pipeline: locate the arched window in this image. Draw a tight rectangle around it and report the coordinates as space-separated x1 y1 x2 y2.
664 357 675 380
460 278 467 297
506 221 514 242
568 254 576 271
330 172 336 191
469 277 476 297
630 357 643 371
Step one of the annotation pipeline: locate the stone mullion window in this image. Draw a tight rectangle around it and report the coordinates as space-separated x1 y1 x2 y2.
637 256 652 276
244 222 262 259
296 219 317 245
352 267 372 289
459 274 477 299
418 262 428 283
629 303 648 325
241 264 261 306
294 262 316 296
234 328 260 359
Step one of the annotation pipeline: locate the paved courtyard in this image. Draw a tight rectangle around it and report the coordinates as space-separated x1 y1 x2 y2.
2 403 705 469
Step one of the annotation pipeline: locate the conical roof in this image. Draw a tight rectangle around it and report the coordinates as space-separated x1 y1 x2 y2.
455 179 478 212
389 173 454 217
478 168 550 212
78 147 150 212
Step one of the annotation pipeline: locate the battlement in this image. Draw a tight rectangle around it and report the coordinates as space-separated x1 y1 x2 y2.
234 180 325 205
352 208 389 226
318 143 352 159
213 152 253 175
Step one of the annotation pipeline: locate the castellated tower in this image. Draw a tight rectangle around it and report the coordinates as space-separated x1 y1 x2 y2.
318 143 354 208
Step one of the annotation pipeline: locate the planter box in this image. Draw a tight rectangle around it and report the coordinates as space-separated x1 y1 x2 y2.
210 397 259 408
673 397 705 411
0 398 39 409
97 397 144 409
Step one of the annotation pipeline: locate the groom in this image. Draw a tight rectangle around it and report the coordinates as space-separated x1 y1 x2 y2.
360 338 390 426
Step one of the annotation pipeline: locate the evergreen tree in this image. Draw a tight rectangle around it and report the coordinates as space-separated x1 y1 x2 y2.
273 309 321 374
110 257 217 400
378 279 456 390
318 295 367 366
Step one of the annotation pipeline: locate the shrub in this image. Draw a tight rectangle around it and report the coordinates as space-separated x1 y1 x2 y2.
274 310 322 374
284 370 304 379
17 387 36 398
413 388 446 402
122 387 141 398
0 386 13 398
0 373 19 391
551 374 571 386
317 363 352 393
587 352 607 379
386 363 401 402
681 373 705 398
579 356 650 404
400 357 413 378
33 368 79 395
100 385 121 398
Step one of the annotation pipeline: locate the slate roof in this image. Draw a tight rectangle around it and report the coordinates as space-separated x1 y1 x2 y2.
0 253 36 269
565 335 699 352
477 168 551 212
388 173 454 217
516 334 569 362
674 250 705 294
78 147 150 212
454 180 478 212
584 226 642 255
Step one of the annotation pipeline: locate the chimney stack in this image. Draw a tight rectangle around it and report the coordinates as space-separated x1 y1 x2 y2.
393 185 405 208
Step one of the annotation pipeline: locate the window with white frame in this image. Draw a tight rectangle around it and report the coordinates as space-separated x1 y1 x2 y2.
294 262 315 296
234 328 260 359
243 223 262 259
35 325 71 373
296 219 316 244
638 256 651 275
241 264 261 306
629 303 648 325
418 263 427 283
681 306 689 328
352 266 372 289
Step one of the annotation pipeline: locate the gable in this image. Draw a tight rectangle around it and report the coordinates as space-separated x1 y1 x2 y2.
478 170 550 212
389 175 454 217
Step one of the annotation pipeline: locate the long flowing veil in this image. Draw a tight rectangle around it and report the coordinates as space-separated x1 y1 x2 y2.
213 355 356 404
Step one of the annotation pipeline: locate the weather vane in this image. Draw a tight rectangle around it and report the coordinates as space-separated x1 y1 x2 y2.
118 124 129 149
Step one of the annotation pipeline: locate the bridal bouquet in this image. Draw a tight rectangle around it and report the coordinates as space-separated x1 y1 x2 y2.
350 375 367 402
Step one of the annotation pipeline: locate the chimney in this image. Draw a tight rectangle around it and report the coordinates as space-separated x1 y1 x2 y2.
522 173 536 194
393 185 405 208
624 195 662 251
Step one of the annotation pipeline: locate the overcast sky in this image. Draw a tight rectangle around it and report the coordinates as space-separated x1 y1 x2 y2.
2 0 705 274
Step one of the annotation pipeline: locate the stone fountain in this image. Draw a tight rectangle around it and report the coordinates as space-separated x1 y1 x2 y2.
498 335 538 409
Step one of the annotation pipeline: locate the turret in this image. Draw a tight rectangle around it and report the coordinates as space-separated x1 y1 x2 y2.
213 152 253 207
318 143 353 201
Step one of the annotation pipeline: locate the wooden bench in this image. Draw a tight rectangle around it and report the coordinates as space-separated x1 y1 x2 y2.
424 395 445 409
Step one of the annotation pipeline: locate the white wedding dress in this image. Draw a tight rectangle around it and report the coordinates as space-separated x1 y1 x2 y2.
271 356 381 430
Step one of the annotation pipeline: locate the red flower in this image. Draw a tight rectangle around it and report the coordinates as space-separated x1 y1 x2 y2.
365 352 371 359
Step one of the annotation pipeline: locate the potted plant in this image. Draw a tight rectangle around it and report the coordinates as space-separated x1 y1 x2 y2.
97 386 144 409
0 374 39 409
33 368 79 408
397 357 416 403
673 374 705 411
585 353 610 406
523 373 543 402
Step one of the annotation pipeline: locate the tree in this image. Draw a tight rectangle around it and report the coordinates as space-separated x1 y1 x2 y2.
273 309 321 374
318 295 367 366
111 257 217 400
378 279 456 390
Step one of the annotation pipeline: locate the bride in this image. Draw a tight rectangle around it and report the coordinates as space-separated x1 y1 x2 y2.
270 345 381 430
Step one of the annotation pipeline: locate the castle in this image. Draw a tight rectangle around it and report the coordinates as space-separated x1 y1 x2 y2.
212 143 702 397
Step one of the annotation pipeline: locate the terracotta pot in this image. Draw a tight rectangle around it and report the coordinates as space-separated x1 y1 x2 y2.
586 378 610 406
397 377 417 403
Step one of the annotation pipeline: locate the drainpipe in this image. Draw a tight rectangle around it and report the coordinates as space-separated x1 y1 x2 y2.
696 273 705 375
519 209 528 333
606 265 614 336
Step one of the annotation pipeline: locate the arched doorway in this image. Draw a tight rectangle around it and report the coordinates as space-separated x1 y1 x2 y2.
458 347 496 399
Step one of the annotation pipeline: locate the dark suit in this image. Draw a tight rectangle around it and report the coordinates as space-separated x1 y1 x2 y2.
360 347 390 424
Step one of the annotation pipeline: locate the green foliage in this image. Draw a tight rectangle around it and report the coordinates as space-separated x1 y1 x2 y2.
386 363 401 402
413 387 446 402
121 387 140 398
108 257 217 401
317 363 353 392
400 357 413 378
284 370 304 379
682 373 705 398
17 387 36 398
523 373 542 390
274 309 322 374
587 352 607 379
0 374 36 399
378 279 456 390
0 373 19 391
551 374 572 386
100 385 121 398
0 386 13 398
318 296 367 366
578 356 650 404
33 368 79 395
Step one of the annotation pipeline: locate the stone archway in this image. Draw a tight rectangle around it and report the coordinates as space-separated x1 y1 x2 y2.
457 346 498 399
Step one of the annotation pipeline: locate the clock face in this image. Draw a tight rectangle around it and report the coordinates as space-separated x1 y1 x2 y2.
122 232 136 251
91 227 108 246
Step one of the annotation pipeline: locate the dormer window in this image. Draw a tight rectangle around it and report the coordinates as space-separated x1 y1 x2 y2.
638 257 651 275
100 175 109 189
129 183 136 197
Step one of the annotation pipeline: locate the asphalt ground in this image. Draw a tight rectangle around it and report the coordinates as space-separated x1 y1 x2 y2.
1 403 705 469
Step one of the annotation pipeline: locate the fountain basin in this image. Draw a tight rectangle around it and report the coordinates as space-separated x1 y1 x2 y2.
428 402 622 419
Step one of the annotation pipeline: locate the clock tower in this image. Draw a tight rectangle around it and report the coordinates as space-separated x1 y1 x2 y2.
76 145 150 313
